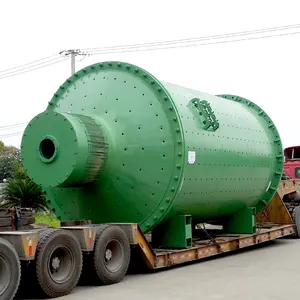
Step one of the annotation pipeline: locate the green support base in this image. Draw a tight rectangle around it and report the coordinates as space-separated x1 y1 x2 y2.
152 215 192 249
223 207 256 234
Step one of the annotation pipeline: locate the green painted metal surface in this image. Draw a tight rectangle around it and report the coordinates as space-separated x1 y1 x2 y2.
21 61 284 233
152 215 192 248
223 207 256 234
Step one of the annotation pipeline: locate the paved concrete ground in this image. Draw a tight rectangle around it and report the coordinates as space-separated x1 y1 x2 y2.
27 238 300 300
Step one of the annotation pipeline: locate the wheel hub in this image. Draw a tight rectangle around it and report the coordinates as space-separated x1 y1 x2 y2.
105 249 112 261
52 257 61 270
104 240 124 272
48 246 74 284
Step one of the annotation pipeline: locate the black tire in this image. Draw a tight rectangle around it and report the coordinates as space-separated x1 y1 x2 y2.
33 228 83 298
293 206 300 237
0 237 21 300
92 225 131 285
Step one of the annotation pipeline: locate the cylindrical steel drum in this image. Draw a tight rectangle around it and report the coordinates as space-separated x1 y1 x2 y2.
21 61 283 233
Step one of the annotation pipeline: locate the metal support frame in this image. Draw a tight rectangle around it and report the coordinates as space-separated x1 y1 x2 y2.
152 215 192 249
223 207 256 234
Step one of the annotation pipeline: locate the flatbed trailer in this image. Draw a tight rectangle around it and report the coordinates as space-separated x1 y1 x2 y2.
1 222 296 300
122 223 296 270
1 180 299 300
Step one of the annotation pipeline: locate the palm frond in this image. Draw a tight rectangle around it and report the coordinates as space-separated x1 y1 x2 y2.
0 177 48 212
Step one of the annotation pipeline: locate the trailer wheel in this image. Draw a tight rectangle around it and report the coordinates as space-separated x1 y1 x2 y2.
293 206 300 237
92 225 130 285
34 228 83 298
0 237 21 300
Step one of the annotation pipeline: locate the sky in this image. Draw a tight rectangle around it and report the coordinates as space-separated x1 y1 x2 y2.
1 0 300 149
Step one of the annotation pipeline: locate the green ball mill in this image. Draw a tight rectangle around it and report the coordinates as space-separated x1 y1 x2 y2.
21 61 283 237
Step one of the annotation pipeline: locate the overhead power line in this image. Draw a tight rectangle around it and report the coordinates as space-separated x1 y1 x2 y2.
0 23 300 81
0 56 64 76
0 122 27 130
85 28 300 56
0 123 27 140
0 57 68 80
82 23 300 53
0 24 300 79
0 131 24 139
0 54 60 75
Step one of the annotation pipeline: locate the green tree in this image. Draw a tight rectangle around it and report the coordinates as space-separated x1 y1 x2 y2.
0 177 48 212
0 140 4 153
0 155 17 181
0 144 22 181
0 141 48 212
13 163 28 180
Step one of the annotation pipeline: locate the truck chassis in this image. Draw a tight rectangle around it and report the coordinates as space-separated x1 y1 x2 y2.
0 180 299 299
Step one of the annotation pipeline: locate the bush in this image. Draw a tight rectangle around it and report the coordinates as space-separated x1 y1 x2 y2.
0 177 48 212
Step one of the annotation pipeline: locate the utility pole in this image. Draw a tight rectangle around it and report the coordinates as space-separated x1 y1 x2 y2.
59 49 87 75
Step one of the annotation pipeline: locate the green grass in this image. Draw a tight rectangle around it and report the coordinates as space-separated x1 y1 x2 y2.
34 214 61 228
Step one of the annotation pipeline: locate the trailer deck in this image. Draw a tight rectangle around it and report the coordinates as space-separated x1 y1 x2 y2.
0 222 295 271
108 222 295 270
